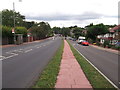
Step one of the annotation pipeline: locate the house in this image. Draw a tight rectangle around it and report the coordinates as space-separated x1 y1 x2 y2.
97 25 120 45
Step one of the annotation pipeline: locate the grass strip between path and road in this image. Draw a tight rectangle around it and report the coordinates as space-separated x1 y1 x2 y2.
67 40 116 89
33 40 64 88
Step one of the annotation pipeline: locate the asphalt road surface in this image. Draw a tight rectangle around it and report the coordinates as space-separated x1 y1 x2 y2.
69 40 119 88
2 37 62 88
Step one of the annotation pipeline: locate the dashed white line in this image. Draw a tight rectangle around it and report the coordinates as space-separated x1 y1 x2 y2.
24 49 33 53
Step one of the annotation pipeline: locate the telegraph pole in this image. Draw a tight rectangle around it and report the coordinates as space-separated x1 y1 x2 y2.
13 2 16 44
12 0 22 44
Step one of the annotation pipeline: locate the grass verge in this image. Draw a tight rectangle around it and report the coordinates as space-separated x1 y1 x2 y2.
33 40 64 88
67 40 116 89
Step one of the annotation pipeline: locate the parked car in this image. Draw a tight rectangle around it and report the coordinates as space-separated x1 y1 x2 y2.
81 41 89 46
69 37 73 40
73 38 77 41
115 42 120 47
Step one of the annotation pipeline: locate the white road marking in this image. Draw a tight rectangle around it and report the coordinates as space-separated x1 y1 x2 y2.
24 49 33 53
0 56 6 60
43 45 46 46
1 52 18 60
4 53 18 59
73 45 118 89
2 40 53 60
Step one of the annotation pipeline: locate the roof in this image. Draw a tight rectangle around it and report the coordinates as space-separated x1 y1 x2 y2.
109 24 120 32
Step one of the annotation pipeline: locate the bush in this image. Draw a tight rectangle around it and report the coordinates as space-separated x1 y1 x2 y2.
2 26 28 44
107 44 113 48
103 40 110 48
114 46 120 50
96 42 101 46
2 26 13 37
2 26 27 37
15 27 27 37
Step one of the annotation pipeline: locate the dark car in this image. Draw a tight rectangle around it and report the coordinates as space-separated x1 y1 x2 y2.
73 38 77 41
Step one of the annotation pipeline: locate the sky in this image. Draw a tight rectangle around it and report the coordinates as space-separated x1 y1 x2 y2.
1 0 119 27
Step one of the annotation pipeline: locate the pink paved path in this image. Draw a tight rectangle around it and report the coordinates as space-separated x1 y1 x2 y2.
55 40 92 88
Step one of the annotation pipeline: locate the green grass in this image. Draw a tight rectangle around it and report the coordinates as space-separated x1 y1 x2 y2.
33 40 64 88
67 40 116 89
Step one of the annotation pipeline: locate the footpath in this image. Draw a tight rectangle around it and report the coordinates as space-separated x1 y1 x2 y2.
55 40 92 88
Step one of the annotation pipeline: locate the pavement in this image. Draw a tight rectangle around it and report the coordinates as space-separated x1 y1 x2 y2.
55 40 92 88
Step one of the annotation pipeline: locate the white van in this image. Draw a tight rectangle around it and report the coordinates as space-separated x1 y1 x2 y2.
77 36 85 44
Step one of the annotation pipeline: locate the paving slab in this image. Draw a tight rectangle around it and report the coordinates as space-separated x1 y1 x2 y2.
55 40 92 89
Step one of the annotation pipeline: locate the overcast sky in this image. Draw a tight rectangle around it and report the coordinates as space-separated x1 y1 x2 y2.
1 0 119 27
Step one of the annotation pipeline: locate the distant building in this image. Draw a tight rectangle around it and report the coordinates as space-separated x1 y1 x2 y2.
82 30 87 35
97 25 120 45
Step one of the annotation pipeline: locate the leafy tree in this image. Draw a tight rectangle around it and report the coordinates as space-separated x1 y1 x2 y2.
72 27 84 39
24 21 36 29
2 9 25 27
52 27 61 34
29 22 51 39
61 27 70 37
86 23 109 41
85 23 93 29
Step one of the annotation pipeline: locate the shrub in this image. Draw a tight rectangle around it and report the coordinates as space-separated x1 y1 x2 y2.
103 40 110 48
15 27 27 37
107 44 113 48
2 26 13 37
114 46 120 50
96 42 101 46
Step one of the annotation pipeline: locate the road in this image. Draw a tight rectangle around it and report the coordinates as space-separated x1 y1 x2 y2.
2 37 62 88
69 40 119 88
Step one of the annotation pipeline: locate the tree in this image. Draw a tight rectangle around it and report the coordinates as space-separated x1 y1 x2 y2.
86 23 109 41
29 21 51 39
52 27 61 34
2 9 25 27
24 21 36 29
72 27 84 39
61 27 70 37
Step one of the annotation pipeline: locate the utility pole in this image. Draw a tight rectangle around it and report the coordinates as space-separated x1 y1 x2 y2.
13 2 16 44
13 0 22 44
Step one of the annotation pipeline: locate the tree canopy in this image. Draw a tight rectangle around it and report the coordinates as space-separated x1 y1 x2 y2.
86 23 109 41
29 22 51 39
2 9 25 27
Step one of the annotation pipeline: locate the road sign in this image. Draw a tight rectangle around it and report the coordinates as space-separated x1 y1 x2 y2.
12 28 15 33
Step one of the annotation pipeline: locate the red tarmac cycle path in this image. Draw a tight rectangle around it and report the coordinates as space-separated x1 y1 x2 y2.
55 40 92 88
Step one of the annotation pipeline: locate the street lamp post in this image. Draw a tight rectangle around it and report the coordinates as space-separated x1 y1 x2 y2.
13 0 22 44
13 2 16 44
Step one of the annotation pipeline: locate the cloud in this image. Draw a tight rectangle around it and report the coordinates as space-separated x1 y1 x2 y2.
26 12 104 21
